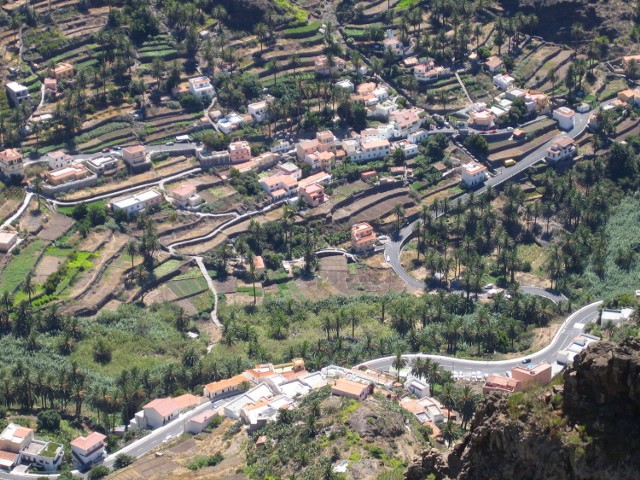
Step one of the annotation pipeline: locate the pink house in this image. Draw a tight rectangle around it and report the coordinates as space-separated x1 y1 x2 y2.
229 141 252 164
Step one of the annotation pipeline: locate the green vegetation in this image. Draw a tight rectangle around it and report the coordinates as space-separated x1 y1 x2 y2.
0 240 49 294
186 453 224 470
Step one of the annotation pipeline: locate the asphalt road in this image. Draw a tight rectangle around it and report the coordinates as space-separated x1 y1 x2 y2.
358 301 602 376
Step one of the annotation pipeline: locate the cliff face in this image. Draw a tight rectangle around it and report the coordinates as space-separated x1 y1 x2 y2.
406 338 640 480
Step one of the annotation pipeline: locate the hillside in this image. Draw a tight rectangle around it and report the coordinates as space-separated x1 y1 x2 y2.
406 337 640 480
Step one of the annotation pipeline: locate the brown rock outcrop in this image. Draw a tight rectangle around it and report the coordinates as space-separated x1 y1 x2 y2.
406 338 640 480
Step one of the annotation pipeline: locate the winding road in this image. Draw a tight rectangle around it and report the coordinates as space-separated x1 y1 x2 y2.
359 301 602 376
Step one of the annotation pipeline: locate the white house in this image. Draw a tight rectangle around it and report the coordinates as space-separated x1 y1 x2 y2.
248 97 273 123
259 174 298 199
405 377 430 398
336 79 354 92
169 183 202 208
19 439 63 472
484 56 504 73
85 155 118 175
601 308 634 326
414 61 450 83
343 138 390 162
493 73 516 91
188 76 214 99
545 137 576 163
111 189 162 215
391 140 419 158
70 432 106 468
0 231 18 253
141 398 180 429
224 383 274 420
276 162 302 180
5 82 29 106
553 106 576 130
45 150 73 170
408 129 429 144
216 113 245 134
390 108 423 138
383 29 404 56
461 162 487 187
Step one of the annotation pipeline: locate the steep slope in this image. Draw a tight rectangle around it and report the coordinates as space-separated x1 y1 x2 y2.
406 338 640 480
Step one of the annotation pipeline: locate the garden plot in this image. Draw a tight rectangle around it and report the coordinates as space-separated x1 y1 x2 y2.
167 276 209 298
529 50 576 91
0 187 25 226
34 256 65 283
0 239 49 294
318 255 348 295
513 45 561 84
159 217 227 246
37 213 74 241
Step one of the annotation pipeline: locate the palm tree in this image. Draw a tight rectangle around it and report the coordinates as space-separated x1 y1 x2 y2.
441 420 461 446
458 385 477 430
254 23 269 54
125 240 137 274
392 351 407 382
267 59 278 86
393 204 405 232
22 274 36 304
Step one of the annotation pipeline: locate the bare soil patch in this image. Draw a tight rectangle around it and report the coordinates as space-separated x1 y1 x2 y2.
318 255 348 294
34 256 64 283
37 213 74 241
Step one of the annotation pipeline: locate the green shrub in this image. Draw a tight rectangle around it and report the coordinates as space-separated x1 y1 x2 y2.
37 410 61 432
186 453 223 470
114 453 135 469
88 465 110 479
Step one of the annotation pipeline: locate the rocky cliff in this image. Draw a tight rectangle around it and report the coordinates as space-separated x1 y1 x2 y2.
406 338 640 480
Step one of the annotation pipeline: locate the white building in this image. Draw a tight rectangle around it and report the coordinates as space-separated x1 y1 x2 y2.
391 140 419 158
188 76 214 99
484 56 504 73
5 82 29 106
0 148 24 179
169 183 202 208
390 108 423 138
405 377 430 398
553 107 576 130
20 439 63 472
343 138 390 163
216 113 244 134
414 61 450 83
122 145 150 171
224 383 274 420
140 398 180 429
0 231 18 253
248 97 273 123
70 432 106 468
545 137 576 163
461 162 487 187
276 162 302 180
601 308 634 326
85 156 119 175
408 129 429 144
111 189 162 215
336 79 354 92
203 374 251 400
45 150 73 170
493 73 516 91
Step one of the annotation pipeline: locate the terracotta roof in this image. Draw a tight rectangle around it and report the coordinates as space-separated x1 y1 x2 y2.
13 427 33 439
204 374 249 394
332 378 368 396
173 393 202 410
253 256 265 270
0 450 17 465
144 397 180 417
172 184 197 198
70 432 106 451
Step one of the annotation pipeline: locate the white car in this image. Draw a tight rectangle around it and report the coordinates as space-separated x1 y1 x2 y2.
162 434 172 443
483 283 495 291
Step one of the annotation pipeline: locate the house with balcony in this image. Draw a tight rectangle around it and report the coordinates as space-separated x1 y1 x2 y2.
45 150 73 170
229 140 252 164
484 55 504 73
52 62 74 80
467 106 495 129
70 432 106 469
390 108 424 138
0 148 24 179
482 375 522 395
5 82 29 106
461 162 487 187
259 174 299 200
169 183 202 208
196 148 230 168
351 222 376 252
20 439 64 472
122 145 151 172
299 183 326 207
493 73 516 91
545 137 576 163
276 162 302 180
188 76 214 99
414 60 450 83
132 397 181 429
247 96 273 123
382 29 405 56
